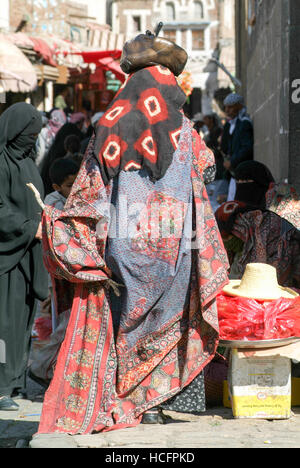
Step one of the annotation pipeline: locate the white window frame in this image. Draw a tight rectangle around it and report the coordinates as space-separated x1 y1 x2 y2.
123 9 151 35
193 1 204 19
165 1 176 21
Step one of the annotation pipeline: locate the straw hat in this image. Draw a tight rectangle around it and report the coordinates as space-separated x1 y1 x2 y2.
223 263 299 300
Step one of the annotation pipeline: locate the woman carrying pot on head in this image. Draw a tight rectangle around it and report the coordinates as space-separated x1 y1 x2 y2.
37 26 229 435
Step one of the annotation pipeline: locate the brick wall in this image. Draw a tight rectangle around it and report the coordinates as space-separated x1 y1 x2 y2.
10 0 88 41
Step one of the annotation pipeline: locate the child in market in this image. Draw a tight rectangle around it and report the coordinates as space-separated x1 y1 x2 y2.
44 158 80 210
44 157 80 327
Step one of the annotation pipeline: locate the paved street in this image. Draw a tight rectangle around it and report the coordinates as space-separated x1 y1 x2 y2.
1 374 300 449
1 0 300 457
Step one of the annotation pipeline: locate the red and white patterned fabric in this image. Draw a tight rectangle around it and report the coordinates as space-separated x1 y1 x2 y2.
266 182 300 231
94 65 186 185
37 72 228 436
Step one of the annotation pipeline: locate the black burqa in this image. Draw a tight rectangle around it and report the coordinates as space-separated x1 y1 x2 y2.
234 160 275 208
40 122 84 195
0 103 48 396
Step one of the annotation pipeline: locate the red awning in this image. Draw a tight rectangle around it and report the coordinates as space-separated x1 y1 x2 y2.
89 66 106 87
0 34 37 92
30 37 57 67
98 57 125 82
71 50 122 62
68 49 125 83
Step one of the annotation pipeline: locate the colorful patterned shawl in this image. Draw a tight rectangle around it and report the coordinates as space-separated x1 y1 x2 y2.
94 65 186 185
266 182 300 231
38 74 228 435
231 210 300 288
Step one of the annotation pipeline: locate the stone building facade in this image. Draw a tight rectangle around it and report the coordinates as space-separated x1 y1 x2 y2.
235 0 300 190
111 0 154 35
9 0 89 42
8 0 123 50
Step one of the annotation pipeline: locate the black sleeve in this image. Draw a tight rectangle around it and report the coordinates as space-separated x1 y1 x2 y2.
0 166 38 273
231 121 254 169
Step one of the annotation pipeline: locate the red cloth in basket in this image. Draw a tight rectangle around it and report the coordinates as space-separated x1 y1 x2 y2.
217 292 300 341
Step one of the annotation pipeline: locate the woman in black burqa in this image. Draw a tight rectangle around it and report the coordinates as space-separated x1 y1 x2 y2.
0 103 48 410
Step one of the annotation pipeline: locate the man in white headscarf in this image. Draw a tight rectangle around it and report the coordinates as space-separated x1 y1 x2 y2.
221 93 254 201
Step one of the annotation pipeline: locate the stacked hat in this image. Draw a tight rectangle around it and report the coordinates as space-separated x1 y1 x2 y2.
223 263 299 300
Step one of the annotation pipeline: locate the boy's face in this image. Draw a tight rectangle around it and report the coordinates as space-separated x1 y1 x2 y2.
53 174 77 199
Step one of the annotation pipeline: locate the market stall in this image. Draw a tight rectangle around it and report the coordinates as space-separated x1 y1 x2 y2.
0 33 37 94
217 263 300 419
1 28 125 114
66 49 124 113
4 32 73 111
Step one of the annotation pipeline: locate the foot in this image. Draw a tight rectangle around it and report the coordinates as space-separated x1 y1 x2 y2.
0 396 20 411
141 408 170 425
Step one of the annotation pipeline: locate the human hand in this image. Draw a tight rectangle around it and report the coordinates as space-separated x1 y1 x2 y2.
35 222 42 240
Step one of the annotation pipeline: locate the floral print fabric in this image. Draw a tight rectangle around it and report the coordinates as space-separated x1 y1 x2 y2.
38 115 228 435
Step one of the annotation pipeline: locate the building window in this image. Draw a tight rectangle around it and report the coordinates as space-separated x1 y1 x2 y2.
181 29 188 50
166 2 175 21
192 29 205 50
194 1 204 19
132 16 141 32
164 29 177 42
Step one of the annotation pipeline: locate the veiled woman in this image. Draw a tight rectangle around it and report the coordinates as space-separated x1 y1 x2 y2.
215 161 300 287
38 29 228 434
36 109 67 169
0 103 48 410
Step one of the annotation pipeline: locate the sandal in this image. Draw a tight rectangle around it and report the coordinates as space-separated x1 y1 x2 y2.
141 407 171 424
0 396 19 411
